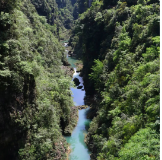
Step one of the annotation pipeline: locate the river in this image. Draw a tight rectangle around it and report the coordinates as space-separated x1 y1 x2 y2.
65 54 91 160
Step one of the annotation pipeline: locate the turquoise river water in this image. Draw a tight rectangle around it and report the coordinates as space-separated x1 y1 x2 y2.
65 55 91 160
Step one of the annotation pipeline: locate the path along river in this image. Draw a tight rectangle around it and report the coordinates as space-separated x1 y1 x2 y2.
64 49 91 160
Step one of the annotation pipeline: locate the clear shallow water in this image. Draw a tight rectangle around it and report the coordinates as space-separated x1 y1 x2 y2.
67 56 78 68
71 69 85 105
65 56 90 160
66 108 91 160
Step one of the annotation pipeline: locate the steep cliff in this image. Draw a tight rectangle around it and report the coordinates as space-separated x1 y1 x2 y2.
69 0 160 159
0 0 74 159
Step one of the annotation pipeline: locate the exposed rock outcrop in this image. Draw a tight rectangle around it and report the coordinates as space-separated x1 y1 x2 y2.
77 105 88 110
0 74 36 160
61 66 74 78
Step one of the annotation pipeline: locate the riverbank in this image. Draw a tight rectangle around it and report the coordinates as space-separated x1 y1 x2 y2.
64 52 91 160
64 106 78 136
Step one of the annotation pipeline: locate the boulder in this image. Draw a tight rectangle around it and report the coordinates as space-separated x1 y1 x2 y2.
68 51 73 57
77 85 83 89
77 105 88 110
73 77 80 86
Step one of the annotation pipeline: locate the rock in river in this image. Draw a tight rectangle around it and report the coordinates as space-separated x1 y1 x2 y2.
77 86 83 89
73 77 80 86
77 105 88 110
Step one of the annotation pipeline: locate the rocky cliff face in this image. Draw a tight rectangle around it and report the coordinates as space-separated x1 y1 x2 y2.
0 74 36 159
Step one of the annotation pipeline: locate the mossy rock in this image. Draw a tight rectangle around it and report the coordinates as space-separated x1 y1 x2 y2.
78 105 88 110
75 62 83 73
76 67 82 72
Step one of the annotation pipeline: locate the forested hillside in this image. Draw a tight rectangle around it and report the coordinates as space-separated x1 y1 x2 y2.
31 0 75 39
69 0 160 159
0 0 160 159
0 0 75 159
73 0 90 19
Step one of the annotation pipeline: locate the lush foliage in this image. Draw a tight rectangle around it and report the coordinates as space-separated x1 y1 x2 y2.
0 0 75 159
69 0 160 159
73 0 90 19
30 0 75 39
0 0 160 159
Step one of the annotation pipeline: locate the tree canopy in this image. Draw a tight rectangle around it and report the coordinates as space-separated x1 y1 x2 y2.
69 0 160 159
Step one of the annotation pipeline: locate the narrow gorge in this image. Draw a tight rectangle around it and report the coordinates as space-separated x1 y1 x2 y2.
0 0 160 160
65 51 91 159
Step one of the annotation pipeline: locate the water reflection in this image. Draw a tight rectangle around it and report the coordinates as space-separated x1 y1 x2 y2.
78 132 86 147
65 56 90 160
70 87 85 106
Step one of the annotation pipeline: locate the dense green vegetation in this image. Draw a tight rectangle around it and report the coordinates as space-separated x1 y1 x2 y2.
0 0 76 159
69 0 160 159
0 0 160 159
31 0 75 39
73 0 90 19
